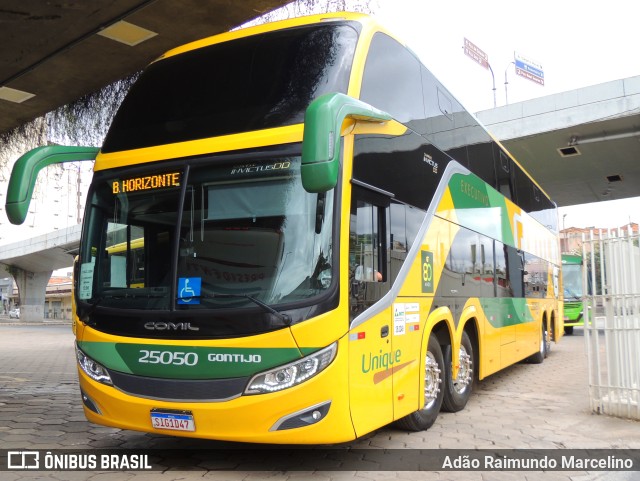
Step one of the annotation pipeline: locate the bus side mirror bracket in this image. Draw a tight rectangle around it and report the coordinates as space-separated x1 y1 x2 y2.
5 145 99 225
301 93 391 193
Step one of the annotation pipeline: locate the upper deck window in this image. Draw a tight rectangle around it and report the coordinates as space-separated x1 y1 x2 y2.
359 32 423 124
102 23 359 153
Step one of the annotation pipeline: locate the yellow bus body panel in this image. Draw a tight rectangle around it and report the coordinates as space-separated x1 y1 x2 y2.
94 125 304 171
78 334 355 444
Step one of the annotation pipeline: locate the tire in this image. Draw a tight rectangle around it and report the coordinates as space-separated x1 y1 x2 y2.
442 331 475 412
528 322 547 364
564 326 574 335
395 333 444 431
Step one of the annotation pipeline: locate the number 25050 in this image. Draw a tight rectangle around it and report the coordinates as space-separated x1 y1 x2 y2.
138 350 198 366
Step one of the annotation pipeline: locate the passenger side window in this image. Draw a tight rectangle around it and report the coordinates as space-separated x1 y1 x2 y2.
524 253 548 298
349 187 390 319
496 151 514 201
496 242 525 298
442 227 489 298
351 200 384 283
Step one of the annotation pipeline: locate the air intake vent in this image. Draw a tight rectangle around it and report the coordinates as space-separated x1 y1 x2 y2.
557 146 581 157
606 174 623 183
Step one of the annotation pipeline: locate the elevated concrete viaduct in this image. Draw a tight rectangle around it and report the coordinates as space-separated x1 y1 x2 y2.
0 226 80 321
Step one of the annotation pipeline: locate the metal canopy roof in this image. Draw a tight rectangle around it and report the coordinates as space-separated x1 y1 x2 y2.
477 76 640 207
0 0 289 135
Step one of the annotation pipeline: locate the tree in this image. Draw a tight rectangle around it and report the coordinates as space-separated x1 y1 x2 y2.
242 0 375 26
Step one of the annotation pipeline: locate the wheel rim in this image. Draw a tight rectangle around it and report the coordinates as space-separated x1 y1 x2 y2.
540 328 547 355
545 328 552 353
423 351 441 410
452 346 473 395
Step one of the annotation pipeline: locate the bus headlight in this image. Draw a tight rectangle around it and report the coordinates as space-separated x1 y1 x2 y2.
245 343 337 394
76 344 113 385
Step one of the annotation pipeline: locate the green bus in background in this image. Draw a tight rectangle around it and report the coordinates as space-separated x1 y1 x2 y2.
562 254 588 334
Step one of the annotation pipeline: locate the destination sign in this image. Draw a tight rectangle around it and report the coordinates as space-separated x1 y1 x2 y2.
463 38 489 70
514 53 544 86
112 172 181 194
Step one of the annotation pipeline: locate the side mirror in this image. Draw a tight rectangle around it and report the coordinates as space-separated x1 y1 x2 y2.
5 145 99 225
301 93 391 193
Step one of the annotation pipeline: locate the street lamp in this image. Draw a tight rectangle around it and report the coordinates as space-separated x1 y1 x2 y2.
504 61 515 105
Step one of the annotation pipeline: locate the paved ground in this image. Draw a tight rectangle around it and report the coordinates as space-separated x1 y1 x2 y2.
0 322 638 480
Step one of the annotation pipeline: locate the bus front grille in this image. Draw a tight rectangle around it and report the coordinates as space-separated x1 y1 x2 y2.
107 370 249 402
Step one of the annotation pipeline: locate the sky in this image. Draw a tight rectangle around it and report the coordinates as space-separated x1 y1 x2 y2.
373 0 639 112
1 0 640 248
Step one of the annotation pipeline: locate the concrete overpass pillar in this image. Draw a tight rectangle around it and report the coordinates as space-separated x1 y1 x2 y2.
13 268 52 322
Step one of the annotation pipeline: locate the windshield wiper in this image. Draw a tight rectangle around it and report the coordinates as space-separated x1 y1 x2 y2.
79 296 103 326
80 289 168 323
177 291 292 326
79 293 128 325
102 293 167 299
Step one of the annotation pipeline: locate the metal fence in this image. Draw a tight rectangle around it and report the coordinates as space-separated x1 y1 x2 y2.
582 228 640 420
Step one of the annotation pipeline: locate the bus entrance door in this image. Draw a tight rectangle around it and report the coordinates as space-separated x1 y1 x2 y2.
348 307 394 437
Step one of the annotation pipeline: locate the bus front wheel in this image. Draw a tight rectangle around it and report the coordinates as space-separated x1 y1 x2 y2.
395 333 444 431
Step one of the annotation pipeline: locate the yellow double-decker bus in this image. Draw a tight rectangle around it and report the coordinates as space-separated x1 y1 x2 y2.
6 12 562 443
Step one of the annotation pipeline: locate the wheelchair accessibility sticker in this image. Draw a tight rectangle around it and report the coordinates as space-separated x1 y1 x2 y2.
178 277 201 304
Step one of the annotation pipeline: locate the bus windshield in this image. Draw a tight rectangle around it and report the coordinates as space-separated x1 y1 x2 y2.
563 263 583 300
77 156 334 314
101 23 358 153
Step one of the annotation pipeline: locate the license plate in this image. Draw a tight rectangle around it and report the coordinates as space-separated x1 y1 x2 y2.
150 409 195 432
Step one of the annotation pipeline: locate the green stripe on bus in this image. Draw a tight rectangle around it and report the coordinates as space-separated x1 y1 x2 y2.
77 341 315 379
448 172 515 246
482 298 535 328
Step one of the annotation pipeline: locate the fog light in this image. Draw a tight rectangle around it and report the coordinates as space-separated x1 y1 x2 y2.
270 401 331 431
80 389 102 414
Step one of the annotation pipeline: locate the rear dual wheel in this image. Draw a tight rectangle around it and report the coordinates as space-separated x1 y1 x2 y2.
528 322 548 364
442 331 475 412
396 331 475 431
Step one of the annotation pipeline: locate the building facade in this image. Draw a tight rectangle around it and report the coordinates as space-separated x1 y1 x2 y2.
560 223 638 254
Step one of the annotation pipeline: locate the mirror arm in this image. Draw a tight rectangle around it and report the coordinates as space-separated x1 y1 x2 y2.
301 93 391 193
5 145 99 225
